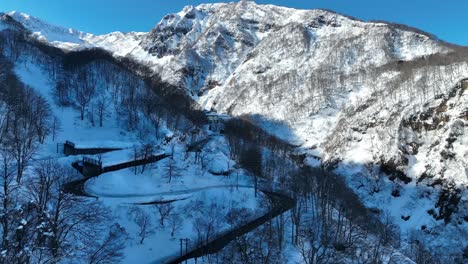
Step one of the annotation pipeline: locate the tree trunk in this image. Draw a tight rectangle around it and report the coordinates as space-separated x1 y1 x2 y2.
80 105 85 120
16 162 22 183
2 167 9 249
99 111 103 127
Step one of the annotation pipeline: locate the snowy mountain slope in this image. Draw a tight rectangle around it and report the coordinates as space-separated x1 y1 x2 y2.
139 1 448 95
2 4 449 94
0 11 27 31
0 17 271 263
1 1 467 261
2 11 150 58
136 2 468 259
6 11 89 48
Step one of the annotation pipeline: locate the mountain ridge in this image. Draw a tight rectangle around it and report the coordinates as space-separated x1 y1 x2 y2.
1 2 467 261
1 2 455 56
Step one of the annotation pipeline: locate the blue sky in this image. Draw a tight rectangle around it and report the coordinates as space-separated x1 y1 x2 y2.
0 0 466 45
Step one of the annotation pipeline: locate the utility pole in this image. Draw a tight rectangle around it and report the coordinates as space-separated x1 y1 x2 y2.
179 238 189 263
184 238 189 264
179 238 183 257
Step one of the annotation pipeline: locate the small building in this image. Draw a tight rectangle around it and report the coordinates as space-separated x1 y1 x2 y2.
462 79 468 90
63 140 76 156
205 112 231 133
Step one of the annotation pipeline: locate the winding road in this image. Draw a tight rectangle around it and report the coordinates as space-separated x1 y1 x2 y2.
162 190 295 264
63 159 296 264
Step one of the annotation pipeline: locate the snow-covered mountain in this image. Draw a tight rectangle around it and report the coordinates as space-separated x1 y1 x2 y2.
134 5 468 254
1 11 149 58
141 1 448 94
1 1 467 261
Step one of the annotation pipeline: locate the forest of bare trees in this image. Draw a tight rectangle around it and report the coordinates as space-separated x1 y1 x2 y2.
0 60 53 183
1 16 464 263
0 55 126 263
217 114 441 264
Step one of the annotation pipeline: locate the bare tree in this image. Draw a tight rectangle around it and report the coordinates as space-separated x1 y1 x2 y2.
0 59 10 81
155 203 174 227
87 223 127 264
297 227 332 264
192 202 223 246
138 143 154 174
74 70 95 121
0 147 18 260
4 86 42 183
164 158 180 183
225 206 253 230
96 95 106 127
0 79 52 182
28 161 108 261
120 78 140 129
55 80 68 106
167 212 183 237
143 96 163 139
51 116 61 142
6 111 38 183
169 140 177 160
218 222 282 264
30 93 52 143
0 71 35 262
240 146 262 197
129 207 154 244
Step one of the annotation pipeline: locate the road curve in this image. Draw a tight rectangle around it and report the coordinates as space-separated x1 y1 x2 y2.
162 190 295 264
63 164 296 264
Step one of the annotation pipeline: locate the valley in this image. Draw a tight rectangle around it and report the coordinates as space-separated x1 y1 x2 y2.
0 1 467 263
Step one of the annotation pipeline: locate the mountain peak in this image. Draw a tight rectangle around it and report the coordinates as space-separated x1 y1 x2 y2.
5 10 89 47
1 3 466 262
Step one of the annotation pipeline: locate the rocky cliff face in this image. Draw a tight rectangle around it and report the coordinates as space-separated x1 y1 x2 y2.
141 2 468 256
140 2 448 95
2 2 467 258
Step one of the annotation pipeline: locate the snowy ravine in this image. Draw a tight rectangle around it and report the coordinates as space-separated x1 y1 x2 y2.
1 0 468 261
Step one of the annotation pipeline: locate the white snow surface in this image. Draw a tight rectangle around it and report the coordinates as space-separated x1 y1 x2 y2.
3 2 447 89
2 2 467 261
5 11 150 58
9 57 268 264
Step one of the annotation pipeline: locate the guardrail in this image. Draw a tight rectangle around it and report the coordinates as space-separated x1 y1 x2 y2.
65 140 75 147
63 140 122 156
102 153 169 174
83 157 102 167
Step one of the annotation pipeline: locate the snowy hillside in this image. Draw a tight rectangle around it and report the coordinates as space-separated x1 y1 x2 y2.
7 11 89 48
2 11 150 58
1 1 468 263
138 1 467 260
141 1 447 94
0 14 273 263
